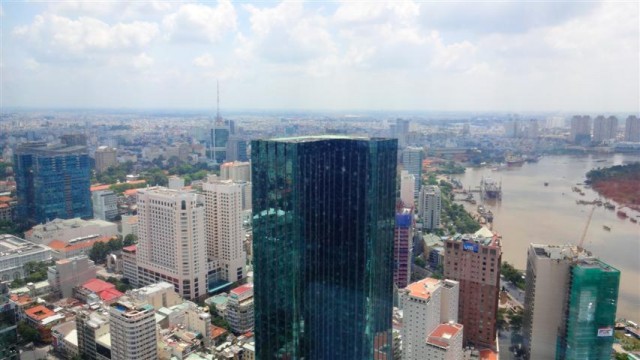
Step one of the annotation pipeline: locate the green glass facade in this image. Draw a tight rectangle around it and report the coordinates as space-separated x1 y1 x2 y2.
556 259 620 360
252 136 397 360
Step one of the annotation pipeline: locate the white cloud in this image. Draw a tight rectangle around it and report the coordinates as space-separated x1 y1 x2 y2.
13 14 159 59
132 53 154 69
193 54 215 68
163 1 237 42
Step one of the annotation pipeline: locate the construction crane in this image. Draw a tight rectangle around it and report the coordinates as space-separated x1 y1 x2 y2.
577 205 596 251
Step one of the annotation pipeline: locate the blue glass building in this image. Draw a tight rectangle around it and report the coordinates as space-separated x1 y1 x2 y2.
14 142 93 224
252 136 397 360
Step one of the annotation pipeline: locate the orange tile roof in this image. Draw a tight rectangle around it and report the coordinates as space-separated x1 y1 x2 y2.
479 349 499 360
426 323 463 349
211 325 228 339
98 288 124 302
25 305 55 321
122 245 137 252
47 236 113 252
82 278 116 294
126 179 146 185
0 196 12 203
10 294 33 306
0 204 9 209
230 284 253 296
90 184 111 192
406 277 440 300
123 189 139 196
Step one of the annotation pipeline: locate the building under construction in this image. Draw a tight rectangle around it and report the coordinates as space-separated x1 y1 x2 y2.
523 244 620 360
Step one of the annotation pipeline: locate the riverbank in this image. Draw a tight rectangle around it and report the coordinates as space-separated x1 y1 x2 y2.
587 163 640 212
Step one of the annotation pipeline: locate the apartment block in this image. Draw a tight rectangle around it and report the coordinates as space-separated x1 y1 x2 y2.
109 297 158 360
418 185 441 230
400 170 416 208
394 208 413 289
226 284 254 334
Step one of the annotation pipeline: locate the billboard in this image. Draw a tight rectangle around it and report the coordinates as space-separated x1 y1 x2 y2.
463 241 479 253
597 327 613 337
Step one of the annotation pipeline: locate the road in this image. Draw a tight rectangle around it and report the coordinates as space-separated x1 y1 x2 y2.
501 278 525 306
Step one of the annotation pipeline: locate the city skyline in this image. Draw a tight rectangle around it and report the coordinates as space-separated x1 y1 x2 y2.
1 1 638 112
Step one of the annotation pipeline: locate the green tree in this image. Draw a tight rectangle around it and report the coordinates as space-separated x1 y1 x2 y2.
508 308 524 333
414 257 427 268
89 241 109 263
18 320 40 344
107 237 124 252
124 234 137 246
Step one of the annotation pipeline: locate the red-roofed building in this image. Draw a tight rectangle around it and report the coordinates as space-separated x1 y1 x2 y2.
82 278 116 294
24 305 66 343
90 184 111 192
122 244 138 287
98 287 124 303
48 235 113 260
425 323 464 359
74 278 123 304
478 349 499 360
0 196 14 221
227 284 254 334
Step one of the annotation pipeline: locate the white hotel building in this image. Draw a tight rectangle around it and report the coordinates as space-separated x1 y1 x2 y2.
202 178 247 284
135 187 207 300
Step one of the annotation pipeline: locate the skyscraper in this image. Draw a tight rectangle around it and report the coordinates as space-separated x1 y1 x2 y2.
14 141 93 224
625 115 640 142
135 187 207 300
402 146 423 196
252 136 397 359
443 232 502 350
418 185 441 230
399 170 415 208
523 244 620 360
202 178 247 285
394 208 413 289
592 115 618 143
396 118 410 148
569 115 592 144
94 146 117 173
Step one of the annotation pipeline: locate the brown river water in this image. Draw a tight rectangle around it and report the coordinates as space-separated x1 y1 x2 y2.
454 154 640 321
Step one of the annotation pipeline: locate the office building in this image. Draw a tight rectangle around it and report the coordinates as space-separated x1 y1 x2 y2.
220 161 251 182
396 118 410 148
47 256 97 298
418 185 441 230
394 208 413 289
120 215 138 239
592 115 618 143
109 296 158 360
92 190 118 221
227 136 249 162
625 115 640 142
0 283 18 360
443 232 502 350
523 244 620 360
14 141 93 224
94 146 117 173
401 278 462 360
226 284 254 334
210 120 235 164
202 179 247 284
0 234 51 282
402 146 423 195
252 136 397 359
135 187 207 300
399 170 415 208
569 115 592 144
76 310 111 360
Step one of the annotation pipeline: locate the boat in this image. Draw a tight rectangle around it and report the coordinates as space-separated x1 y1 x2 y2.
603 225 611 231
617 210 628 218
631 218 638 224
506 155 525 167
481 177 502 200
604 202 615 210
544 182 549 186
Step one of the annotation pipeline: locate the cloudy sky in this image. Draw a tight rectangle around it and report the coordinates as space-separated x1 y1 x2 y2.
1 1 638 112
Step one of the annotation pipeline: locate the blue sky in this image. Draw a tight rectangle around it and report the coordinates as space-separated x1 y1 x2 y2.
1 1 638 112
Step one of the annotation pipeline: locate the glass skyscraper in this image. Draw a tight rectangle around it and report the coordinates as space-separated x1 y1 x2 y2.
252 136 397 360
14 141 93 224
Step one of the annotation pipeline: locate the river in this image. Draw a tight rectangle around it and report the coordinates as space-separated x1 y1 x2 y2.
454 154 640 321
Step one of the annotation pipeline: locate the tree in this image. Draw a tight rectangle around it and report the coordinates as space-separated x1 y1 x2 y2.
107 237 123 252
414 257 427 268
18 321 40 344
124 234 137 246
508 309 524 333
89 241 109 263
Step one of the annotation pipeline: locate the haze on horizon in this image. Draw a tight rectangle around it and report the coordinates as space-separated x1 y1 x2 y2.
1 1 639 113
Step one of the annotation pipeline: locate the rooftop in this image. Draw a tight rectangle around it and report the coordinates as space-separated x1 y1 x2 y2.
48 235 113 253
83 278 116 294
230 284 253 296
405 277 441 300
122 245 137 253
0 234 50 257
426 323 463 349
25 305 56 321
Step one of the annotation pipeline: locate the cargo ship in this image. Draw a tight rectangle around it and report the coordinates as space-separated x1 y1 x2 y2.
506 155 525 167
481 177 502 200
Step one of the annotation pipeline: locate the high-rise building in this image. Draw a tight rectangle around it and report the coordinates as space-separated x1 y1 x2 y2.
210 120 235 164
394 208 413 289
252 136 397 359
109 296 158 360
526 119 539 139
202 179 247 285
226 284 254 334
47 256 97 298
135 187 207 300
592 115 618 143
76 310 111 360
569 115 592 144
396 119 410 148
400 170 415 208
401 277 462 360
92 190 118 221
402 146 423 195
14 141 93 224
94 146 117 173
227 136 249 162
443 232 502 350
220 161 251 182
625 115 640 142
504 120 521 138
418 185 441 230
523 244 620 360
